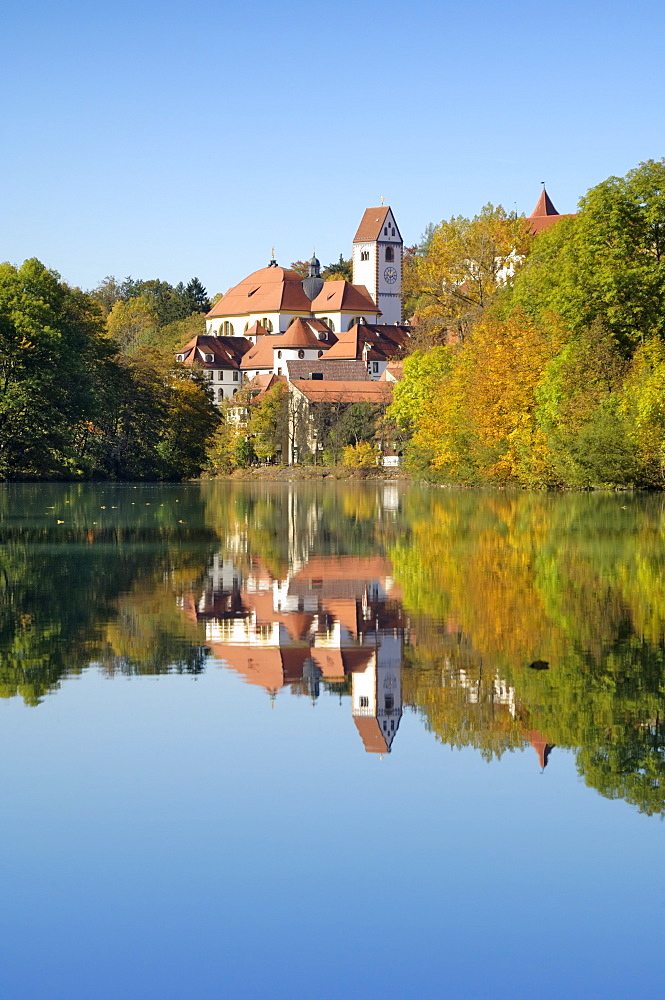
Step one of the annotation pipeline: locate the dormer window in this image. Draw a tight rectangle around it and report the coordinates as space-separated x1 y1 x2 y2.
176 354 184 362
205 353 214 362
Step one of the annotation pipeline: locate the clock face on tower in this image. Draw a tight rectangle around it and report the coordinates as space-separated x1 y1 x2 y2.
384 266 397 284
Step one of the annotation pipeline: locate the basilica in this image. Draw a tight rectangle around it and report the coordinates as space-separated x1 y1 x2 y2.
175 206 411 403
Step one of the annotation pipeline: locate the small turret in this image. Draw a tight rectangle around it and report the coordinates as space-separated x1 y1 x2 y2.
302 253 324 301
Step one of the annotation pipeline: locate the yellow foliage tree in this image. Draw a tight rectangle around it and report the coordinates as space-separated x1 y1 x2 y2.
414 205 531 342
413 313 560 484
343 441 379 468
106 295 158 354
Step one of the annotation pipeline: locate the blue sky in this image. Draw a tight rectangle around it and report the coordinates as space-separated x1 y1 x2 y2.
3 0 664 297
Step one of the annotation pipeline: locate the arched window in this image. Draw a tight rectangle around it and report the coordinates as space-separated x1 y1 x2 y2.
360 250 369 261
318 350 323 358
319 317 334 332
348 316 366 329
218 388 224 401
385 246 394 262
261 317 273 332
277 350 282 359
176 354 184 362
222 321 234 335
244 321 250 332
298 349 305 359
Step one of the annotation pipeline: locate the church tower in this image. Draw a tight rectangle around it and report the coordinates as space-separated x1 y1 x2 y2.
352 206 403 325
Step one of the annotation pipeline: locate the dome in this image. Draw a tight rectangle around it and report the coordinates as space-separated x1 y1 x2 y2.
206 265 312 317
302 254 324 301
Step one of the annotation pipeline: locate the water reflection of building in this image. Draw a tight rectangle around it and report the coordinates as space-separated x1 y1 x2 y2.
183 553 405 754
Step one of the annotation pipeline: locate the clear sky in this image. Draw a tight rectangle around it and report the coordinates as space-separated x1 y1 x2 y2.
3 0 664 297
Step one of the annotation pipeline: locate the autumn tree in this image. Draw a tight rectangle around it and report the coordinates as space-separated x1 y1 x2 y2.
412 205 531 342
106 295 158 353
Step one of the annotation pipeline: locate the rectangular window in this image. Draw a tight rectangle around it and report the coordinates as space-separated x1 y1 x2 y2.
372 362 379 372
205 370 213 379
218 371 223 381
233 371 239 381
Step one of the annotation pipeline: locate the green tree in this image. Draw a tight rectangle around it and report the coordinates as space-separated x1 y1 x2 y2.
511 159 665 349
0 258 111 480
249 384 288 463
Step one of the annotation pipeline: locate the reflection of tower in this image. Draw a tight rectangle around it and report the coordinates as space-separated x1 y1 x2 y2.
352 632 403 753
527 730 555 770
302 656 322 703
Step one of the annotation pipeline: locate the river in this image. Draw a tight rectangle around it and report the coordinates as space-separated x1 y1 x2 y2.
0 481 663 999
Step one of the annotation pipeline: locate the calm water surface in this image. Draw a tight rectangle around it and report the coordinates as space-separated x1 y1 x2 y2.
1 481 664 999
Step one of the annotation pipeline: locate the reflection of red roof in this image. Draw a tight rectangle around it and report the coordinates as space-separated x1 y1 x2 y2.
353 716 389 753
525 730 555 769
294 556 393 581
210 642 310 691
325 599 359 636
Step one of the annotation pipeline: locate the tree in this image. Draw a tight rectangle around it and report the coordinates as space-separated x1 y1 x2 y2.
106 295 158 353
343 441 379 467
413 204 531 342
185 277 210 314
0 258 111 480
248 384 288 462
322 255 352 281
511 159 665 349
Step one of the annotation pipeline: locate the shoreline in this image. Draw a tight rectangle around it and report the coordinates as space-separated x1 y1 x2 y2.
204 465 412 482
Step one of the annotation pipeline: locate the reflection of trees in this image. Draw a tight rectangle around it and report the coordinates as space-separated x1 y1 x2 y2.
392 491 665 814
0 484 215 703
5 480 665 815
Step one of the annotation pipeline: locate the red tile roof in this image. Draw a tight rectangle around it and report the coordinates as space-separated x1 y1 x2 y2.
528 188 575 235
207 266 313 318
240 336 276 369
278 317 330 349
353 207 391 243
324 324 410 362
175 334 251 368
290 379 393 404
310 281 379 314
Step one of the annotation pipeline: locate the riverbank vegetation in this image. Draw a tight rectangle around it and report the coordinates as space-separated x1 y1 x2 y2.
395 159 665 489
0 259 218 480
